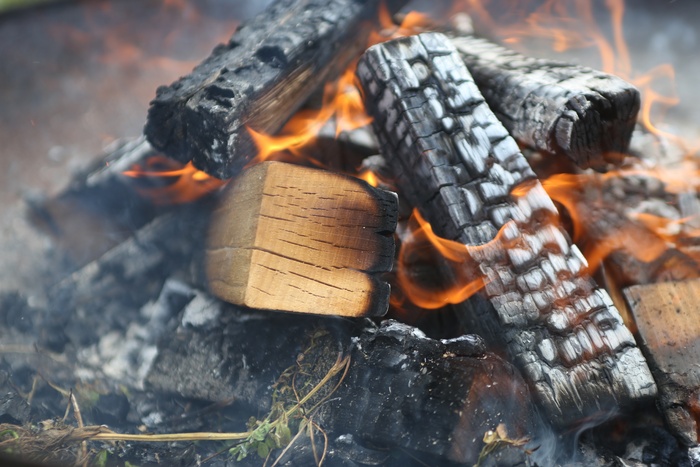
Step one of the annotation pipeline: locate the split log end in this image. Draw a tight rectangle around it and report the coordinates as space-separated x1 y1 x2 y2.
206 161 397 318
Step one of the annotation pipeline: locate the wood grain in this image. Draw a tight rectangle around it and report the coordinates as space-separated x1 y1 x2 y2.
625 279 700 446
206 161 397 317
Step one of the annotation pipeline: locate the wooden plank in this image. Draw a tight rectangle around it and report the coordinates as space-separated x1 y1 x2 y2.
624 279 700 446
206 161 397 317
450 35 640 170
144 0 408 179
356 32 656 426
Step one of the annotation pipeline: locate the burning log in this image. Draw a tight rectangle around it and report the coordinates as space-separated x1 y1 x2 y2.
206 161 397 317
356 32 656 426
624 279 700 446
144 0 407 179
450 35 640 170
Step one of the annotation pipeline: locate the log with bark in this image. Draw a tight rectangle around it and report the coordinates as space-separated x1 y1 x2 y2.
144 0 407 179
450 35 640 170
624 279 700 447
206 161 397 317
356 32 656 426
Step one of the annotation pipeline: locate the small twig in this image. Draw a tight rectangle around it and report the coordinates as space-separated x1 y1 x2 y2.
269 420 308 467
69 392 88 467
24 375 40 407
308 418 328 467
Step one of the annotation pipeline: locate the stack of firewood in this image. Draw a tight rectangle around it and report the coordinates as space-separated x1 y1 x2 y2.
25 0 700 463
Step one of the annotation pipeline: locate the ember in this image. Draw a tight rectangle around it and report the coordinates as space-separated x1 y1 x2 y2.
1 0 700 466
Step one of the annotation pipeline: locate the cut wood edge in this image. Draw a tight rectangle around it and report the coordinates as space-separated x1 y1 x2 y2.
206 161 397 318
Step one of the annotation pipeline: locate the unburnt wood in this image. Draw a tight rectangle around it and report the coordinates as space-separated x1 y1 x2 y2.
145 0 407 179
624 279 700 447
357 32 656 426
206 161 397 317
450 35 640 170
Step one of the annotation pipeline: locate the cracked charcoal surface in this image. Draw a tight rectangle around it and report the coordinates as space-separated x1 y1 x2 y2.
451 35 640 171
328 320 539 465
145 0 406 179
357 32 656 426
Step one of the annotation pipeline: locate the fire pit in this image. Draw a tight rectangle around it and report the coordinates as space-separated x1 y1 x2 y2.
1 0 699 466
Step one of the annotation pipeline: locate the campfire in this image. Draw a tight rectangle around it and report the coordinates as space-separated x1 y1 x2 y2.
1 0 700 466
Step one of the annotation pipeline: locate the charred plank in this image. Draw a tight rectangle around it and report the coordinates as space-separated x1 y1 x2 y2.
357 32 656 426
450 35 640 170
144 0 407 179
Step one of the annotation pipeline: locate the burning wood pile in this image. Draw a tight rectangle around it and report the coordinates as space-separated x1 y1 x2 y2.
2 0 700 466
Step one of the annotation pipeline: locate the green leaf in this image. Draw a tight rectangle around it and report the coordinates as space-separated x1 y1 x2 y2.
251 422 271 441
94 450 108 467
256 441 270 459
276 424 292 446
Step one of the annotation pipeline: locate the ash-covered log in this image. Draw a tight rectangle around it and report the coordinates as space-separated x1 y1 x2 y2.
327 320 542 465
206 161 397 317
144 0 407 179
450 35 640 170
27 137 164 269
624 279 700 447
147 304 543 465
357 32 656 426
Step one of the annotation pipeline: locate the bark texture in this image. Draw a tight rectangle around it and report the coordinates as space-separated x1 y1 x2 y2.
357 32 656 426
451 35 640 170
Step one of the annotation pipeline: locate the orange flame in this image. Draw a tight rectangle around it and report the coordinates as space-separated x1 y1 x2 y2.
519 168 700 275
123 156 226 205
395 209 496 310
248 67 372 163
452 0 687 147
249 8 430 166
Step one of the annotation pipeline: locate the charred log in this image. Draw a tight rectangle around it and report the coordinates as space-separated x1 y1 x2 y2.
26 137 164 269
144 0 407 180
327 320 541 465
357 32 656 426
450 35 640 170
148 309 541 465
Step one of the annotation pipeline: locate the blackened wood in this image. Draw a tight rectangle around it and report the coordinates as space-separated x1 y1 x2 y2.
148 312 540 465
357 32 656 426
624 280 700 446
144 0 407 180
36 200 213 353
327 320 539 465
27 137 164 269
450 35 640 170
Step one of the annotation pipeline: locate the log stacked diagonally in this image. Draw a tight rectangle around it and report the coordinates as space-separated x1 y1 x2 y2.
145 0 408 180
450 35 640 171
356 32 656 426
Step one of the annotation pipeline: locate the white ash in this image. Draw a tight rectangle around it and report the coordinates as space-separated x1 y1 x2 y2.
181 293 221 328
77 279 195 389
689 446 700 466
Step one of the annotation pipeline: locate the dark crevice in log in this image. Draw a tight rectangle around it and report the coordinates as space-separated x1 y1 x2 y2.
144 0 408 180
450 35 640 171
357 32 656 427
